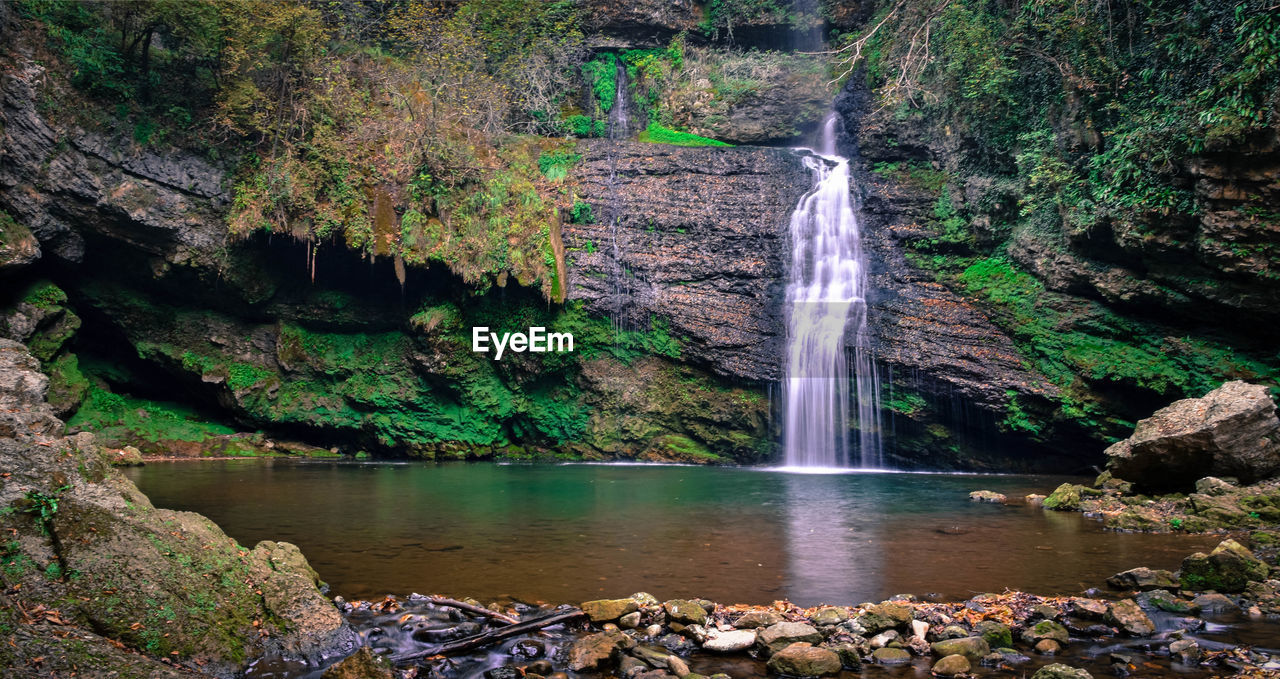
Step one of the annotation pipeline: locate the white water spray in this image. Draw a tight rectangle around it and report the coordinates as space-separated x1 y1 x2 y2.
781 114 883 469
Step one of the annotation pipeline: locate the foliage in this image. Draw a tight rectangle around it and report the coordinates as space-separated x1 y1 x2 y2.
569 200 595 224
67 385 237 444
638 123 733 147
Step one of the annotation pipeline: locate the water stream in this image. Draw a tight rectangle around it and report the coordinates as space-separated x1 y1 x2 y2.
782 114 883 468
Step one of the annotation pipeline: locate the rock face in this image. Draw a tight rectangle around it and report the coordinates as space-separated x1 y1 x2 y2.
1105 381 1280 491
579 0 699 49
567 140 810 381
0 339 354 675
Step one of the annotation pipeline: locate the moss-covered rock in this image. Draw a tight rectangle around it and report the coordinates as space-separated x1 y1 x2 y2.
1180 539 1270 592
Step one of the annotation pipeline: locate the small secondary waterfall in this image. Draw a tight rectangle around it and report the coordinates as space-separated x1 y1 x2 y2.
782 114 883 469
608 60 632 141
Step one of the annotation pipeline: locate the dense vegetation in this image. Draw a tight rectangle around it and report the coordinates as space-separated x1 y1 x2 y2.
844 0 1280 440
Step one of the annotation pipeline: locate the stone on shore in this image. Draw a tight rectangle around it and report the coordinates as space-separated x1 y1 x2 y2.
663 599 708 625
1106 567 1179 591
1104 381 1280 491
1106 600 1155 636
108 445 144 466
567 630 635 672
1180 539 1269 592
702 629 757 652
583 598 640 623
757 622 822 655
766 642 842 677
931 636 990 660
734 610 784 628
932 654 970 676
871 647 912 665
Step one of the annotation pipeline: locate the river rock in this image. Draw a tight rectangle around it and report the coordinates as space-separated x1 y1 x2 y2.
619 655 650 679
583 598 640 622
975 620 1012 648
702 629 757 652
871 647 912 665
667 656 690 677
568 630 635 672
766 642 842 677
322 647 394 679
1021 620 1069 645
1026 494 1047 506
663 599 708 625
932 654 971 676
108 445 145 466
1031 664 1093 679
1107 567 1179 591
1035 639 1062 654
1195 476 1239 496
1136 590 1200 615
483 667 522 679
810 607 848 625
1180 539 1270 592
1106 599 1155 636
931 636 990 660
1071 598 1109 619
826 642 864 669
620 611 642 629
857 602 912 634
758 622 822 655
734 610 784 628
970 490 1007 503
1169 639 1201 663
1191 592 1241 612
1043 483 1087 510
1105 381 1280 491
869 630 898 648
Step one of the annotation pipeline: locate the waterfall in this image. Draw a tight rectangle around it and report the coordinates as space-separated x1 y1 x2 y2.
608 60 631 141
782 113 883 469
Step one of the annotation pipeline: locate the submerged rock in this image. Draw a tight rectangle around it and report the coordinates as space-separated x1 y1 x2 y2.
322 647 394 679
970 490 1007 503
1105 381 1280 492
932 654 971 676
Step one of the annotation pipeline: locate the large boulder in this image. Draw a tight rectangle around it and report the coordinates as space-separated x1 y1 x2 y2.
765 642 842 677
1180 539 1270 593
1105 381 1280 491
0 339 354 674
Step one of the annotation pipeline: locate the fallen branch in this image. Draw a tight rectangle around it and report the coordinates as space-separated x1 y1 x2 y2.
424 596 519 626
390 609 586 665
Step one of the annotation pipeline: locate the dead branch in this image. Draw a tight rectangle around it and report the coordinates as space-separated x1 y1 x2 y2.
424 596 519 626
390 609 586 664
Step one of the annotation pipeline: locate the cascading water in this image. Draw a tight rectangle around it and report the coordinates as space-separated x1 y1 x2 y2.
608 59 631 141
782 113 883 469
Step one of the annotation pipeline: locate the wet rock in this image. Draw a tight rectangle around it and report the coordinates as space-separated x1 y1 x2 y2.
484 667 522 679
1043 483 1087 510
734 610 784 628
758 622 822 655
975 620 1012 648
825 642 865 669
567 630 635 672
938 625 970 640
1071 598 1109 619
525 660 554 675
1026 494 1047 506
1107 599 1155 636
1021 620 1070 645
663 599 708 625
1032 604 1061 620
766 642 843 677
810 607 848 626
1196 476 1239 496
1105 381 1280 492
657 633 697 654
322 647 394 679
911 619 930 639
1191 593 1241 612
702 629 756 652
512 639 546 658
633 643 677 668
620 655 651 679
970 490 1007 503
620 611 642 629
871 647 912 665
1136 590 1200 615
666 656 690 677
1107 567 1179 591
931 636 990 660
1031 663 1093 679
932 654 971 676
1035 639 1062 655
1169 639 1201 663
108 445 145 467
631 592 661 607
857 602 912 634
583 598 640 623
1180 539 1270 592
869 630 899 648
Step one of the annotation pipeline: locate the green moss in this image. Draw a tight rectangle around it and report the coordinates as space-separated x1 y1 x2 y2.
638 122 732 147
46 352 91 414
21 281 68 310
66 385 236 446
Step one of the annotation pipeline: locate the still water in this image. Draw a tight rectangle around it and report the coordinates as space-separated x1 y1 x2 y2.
126 461 1220 606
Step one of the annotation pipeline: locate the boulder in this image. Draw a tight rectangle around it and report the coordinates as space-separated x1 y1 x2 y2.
871 647 912 665
856 602 912 634
970 490 1007 503
108 445 145 467
1195 476 1238 496
932 654 971 676
1106 599 1155 636
567 630 635 672
1106 567 1179 591
1031 664 1093 679
757 622 822 655
703 629 757 652
663 599 708 625
583 598 640 623
974 620 1012 648
1105 381 1280 491
766 642 842 677
1180 539 1270 592
1021 620 1069 645
930 636 990 660
1043 483 1086 510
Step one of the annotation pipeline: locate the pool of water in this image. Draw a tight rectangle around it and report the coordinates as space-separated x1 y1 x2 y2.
125 460 1221 606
